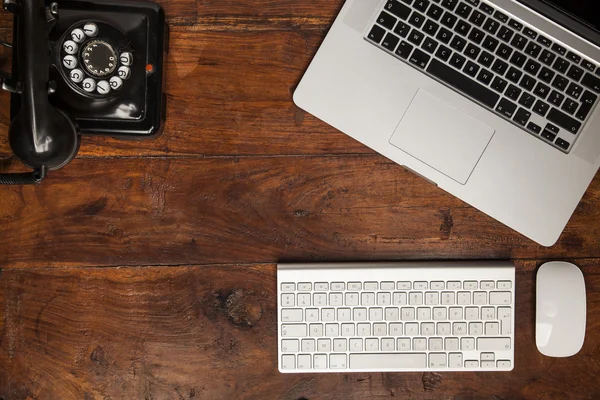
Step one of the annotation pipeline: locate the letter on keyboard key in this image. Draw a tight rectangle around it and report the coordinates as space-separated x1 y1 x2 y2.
350 353 428 369
282 324 307 337
281 309 303 322
478 337 511 351
489 291 512 305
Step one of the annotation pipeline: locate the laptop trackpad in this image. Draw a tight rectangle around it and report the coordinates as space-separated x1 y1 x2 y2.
390 89 495 185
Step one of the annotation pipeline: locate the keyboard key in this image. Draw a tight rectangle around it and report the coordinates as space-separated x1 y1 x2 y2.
518 93 535 109
282 354 295 369
385 0 412 19
577 91 598 120
382 33 401 51
409 11 426 28
478 337 511 351
394 21 411 37
555 138 570 150
548 108 582 133
553 57 570 73
533 82 550 99
408 30 425 46
465 43 480 59
441 0 458 11
508 19 523 31
491 76 508 93
282 283 296 291
566 82 583 99
436 44 452 61
368 25 386 43
468 10 486 26
423 20 440 36
397 281 411 290
450 36 467 52
478 51 494 67
510 33 527 50
476 68 493 85
377 12 398 30
567 65 584 81
527 122 541 134
464 61 480 77
414 0 430 12
509 51 526 68
539 49 556 66
552 43 567 55
566 51 581 64
491 59 508 75
456 2 472 18
410 48 430 68
582 60 596 72
454 19 471 36
582 73 600 92
519 74 536 91
545 123 559 134
562 98 578 115
395 41 414 59
479 2 493 14
441 12 458 28
539 67 555 83
482 35 499 52
496 98 517 118
468 27 485 44
282 324 307 337
282 293 295 307
483 19 500 35
496 43 512 60
505 84 521 101
282 309 303 322
423 37 439 53
548 90 565 107
497 26 514 42
537 35 552 47
513 108 531 126
552 75 569 91
347 282 361 290
506 67 522 83
449 52 467 69
427 3 444 21
489 291 512 305
533 100 550 116
350 353 427 369
436 27 453 43
524 59 541 76
523 27 537 39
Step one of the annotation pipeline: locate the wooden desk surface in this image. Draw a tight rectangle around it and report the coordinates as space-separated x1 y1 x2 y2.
1 1 600 399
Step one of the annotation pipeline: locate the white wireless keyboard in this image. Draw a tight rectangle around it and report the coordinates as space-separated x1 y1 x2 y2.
277 262 515 373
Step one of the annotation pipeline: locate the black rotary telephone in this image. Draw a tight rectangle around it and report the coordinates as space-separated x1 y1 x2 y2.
0 0 168 184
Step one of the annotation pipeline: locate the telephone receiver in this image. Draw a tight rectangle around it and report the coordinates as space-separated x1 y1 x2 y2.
0 0 167 184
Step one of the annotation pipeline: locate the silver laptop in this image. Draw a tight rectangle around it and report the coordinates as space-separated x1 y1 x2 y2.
294 0 600 246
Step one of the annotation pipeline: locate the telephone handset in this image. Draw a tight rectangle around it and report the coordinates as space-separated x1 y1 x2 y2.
0 0 167 184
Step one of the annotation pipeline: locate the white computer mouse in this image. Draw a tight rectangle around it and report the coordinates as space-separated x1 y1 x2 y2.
536 261 586 357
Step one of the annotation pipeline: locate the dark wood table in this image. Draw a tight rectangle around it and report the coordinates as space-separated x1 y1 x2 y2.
1 1 600 399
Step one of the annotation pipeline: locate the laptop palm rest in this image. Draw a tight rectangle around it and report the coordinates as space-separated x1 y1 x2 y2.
390 89 495 185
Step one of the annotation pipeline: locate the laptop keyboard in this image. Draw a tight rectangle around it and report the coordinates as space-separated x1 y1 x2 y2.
366 0 600 153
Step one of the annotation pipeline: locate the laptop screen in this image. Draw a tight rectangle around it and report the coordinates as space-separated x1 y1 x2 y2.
541 0 600 32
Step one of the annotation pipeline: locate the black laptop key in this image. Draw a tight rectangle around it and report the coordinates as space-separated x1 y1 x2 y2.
519 93 536 109
496 43 512 60
562 98 578 115
454 20 471 36
548 90 565 107
548 108 582 133
423 20 440 36
566 51 581 64
494 10 509 23
519 74 537 91
441 0 458 11
505 84 521 101
510 33 527 50
456 2 472 18
465 0 479 6
508 19 523 31
534 82 550 99
539 67 555 83
509 51 527 68
567 65 584 81
545 123 559 134
491 59 509 75
395 21 411 37
409 48 431 68
427 4 444 21
523 27 537 39
414 0 430 12
477 68 494 85
427 59 500 107
382 33 401 51
464 43 481 59
377 12 398 30
449 53 467 69
581 73 600 93
553 57 570 73
566 82 583 99
527 122 541 134
582 60 596 72
514 108 531 126
435 44 452 61
525 42 542 58
423 37 439 53
506 67 522 83
450 36 467 51
395 41 414 59
483 19 500 35
385 0 412 20
369 25 387 43
468 27 485 44
524 59 541 76
479 2 494 14
436 27 453 43
468 10 486 26
539 50 556 66
541 129 557 142
491 76 508 93
497 26 514 42
441 12 458 28
478 51 494 67
482 36 499 52
552 43 567 56
552 75 568 91
576 91 598 120
555 138 570 150
408 30 425 45
533 100 550 116
464 60 480 77
537 35 552 47
496 98 517 118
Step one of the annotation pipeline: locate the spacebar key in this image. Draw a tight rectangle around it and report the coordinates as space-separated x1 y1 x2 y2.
427 59 500 109
350 353 427 369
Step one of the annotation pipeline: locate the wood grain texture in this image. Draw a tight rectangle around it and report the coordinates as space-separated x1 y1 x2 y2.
0 156 599 269
1 260 600 400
